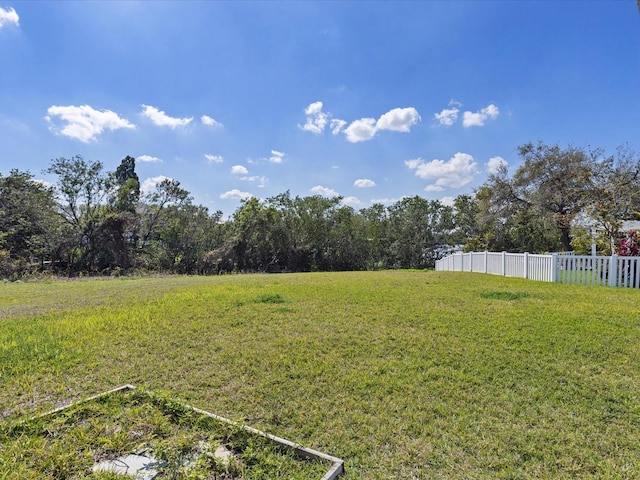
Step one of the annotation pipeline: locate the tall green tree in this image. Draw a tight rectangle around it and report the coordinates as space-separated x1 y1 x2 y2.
113 155 140 214
326 205 369 271
0 170 61 275
586 144 640 251
138 178 191 269
387 196 454 269
513 142 597 251
229 197 280 272
45 155 114 271
155 204 224 273
359 203 391 269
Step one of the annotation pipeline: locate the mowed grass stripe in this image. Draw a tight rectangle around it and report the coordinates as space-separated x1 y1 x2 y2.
1 271 640 479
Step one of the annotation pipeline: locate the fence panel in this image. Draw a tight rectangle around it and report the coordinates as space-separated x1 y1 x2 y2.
528 254 554 282
504 253 524 278
558 255 613 287
486 253 504 275
471 253 486 272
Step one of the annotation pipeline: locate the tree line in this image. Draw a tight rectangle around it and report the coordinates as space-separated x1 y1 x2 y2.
1 141 639 278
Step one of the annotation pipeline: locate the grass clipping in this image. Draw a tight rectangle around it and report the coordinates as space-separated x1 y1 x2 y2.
0 386 332 479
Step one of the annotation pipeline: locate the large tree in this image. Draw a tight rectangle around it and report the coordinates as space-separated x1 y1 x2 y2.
475 142 599 252
513 142 598 251
586 144 640 251
0 170 61 275
113 155 140 214
387 196 454 269
45 155 114 271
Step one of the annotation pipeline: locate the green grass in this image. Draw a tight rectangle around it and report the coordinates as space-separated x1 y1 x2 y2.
1 271 640 479
1 387 329 479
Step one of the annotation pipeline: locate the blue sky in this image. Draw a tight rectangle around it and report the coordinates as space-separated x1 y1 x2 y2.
1 1 638 217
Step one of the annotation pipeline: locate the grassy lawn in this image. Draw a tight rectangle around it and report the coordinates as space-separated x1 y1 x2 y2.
1 271 640 479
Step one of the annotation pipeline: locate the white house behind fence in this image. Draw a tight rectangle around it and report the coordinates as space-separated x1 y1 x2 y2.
435 251 640 289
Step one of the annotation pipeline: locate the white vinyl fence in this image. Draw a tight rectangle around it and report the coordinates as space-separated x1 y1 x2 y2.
435 251 640 289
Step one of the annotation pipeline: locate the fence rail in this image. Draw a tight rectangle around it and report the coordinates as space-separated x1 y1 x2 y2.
435 251 640 289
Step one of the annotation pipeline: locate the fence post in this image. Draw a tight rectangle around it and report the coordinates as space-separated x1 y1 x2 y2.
551 253 558 283
523 252 529 279
484 251 488 274
608 255 618 287
501 251 506 276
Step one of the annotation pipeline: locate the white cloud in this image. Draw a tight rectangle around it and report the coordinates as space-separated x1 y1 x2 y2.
330 119 347 135
205 154 224 163
354 179 376 188
137 155 161 163
269 150 285 163
434 108 459 126
220 189 254 200
345 107 420 143
141 104 193 128
300 103 420 142
0 7 19 28
231 165 249 174
33 178 54 188
310 185 340 197
342 196 363 207
462 104 500 127
300 101 328 134
344 117 377 143
201 115 222 127
45 105 135 142
241 176 268 187
141 175 171 195
440 196 455 207
405 152 479 190
370 197 403 205
375 107 421 132
487 156 507 174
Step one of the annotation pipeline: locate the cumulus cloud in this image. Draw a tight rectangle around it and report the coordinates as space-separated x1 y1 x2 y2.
205 154 224 163
310 185 340 197
141 175 172 195
330 119 347 135
434 107 459 126
137 155 161 163
201 115 222 127
462 104 499 127
300 101 328 134
376 107 421 132
45 104 135 142
141 104 193 128
345 107 420 143
342 196 363 207
440 196 455 207
405 152 479 191
300 103 420 142
0 7 19 28
344 118 377 143
231 165 249 175
269 150 285 163
241 176 268 187
370 197 403 206
33 178 54 188
220 189 254 200
487 156 508 174
354 179 376 188
434 100 462 126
